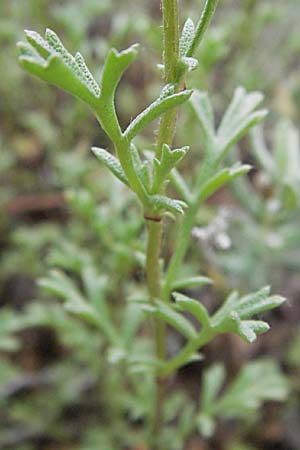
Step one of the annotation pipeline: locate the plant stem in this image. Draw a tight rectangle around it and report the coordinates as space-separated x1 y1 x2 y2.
145 1 180 447
145 219 165 445
156 0 180 159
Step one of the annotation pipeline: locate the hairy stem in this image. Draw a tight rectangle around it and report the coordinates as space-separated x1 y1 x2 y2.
156 0 180 159
145 1 180 447
145 220 165 445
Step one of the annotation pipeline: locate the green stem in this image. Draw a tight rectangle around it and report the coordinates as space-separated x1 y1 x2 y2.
163 158 216 299
156 0 180 159
161 328 216 377
145 1 180 447
145 220 165 445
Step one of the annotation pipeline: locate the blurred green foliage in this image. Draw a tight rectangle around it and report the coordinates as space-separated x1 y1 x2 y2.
1 1 299 449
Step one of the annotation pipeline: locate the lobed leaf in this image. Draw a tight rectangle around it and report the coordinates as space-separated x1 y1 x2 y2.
217 87 267 159
198 360 289 436
38 270 99 326
153 144 189 191
190 90 216 152
18 28 100 106
211 286 286 343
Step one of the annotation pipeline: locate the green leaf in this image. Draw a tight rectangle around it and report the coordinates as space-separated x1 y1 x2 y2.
173 292 211 328
171 276 213 291
169 168 193 204
216 359 289 417
274 119 300 191
250 125 276 175
91 146 129 186
211 286 285 343
217 87 267 159
130 144 151 191
177 56 199 77
179 18 195 57
190 90 216 152
190 88 267 165
201 363 225 412
38 269 99 325
18 29 100 106
198 163 252 202
124 87 192 141
149 194 188 215
186 0 220 57
142 300 197 340
38 269 118 344
153 144 189 191
198 360 289 435
100 44 139 101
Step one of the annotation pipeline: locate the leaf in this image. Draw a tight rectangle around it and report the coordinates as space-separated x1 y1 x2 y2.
198 163 252 202
153 144 189 191
173 292 211 328
18 29 100 106
186 0 220 57
38 270 99 326
250 125 276 175
201 364 225 412
171 276 213 290
169 168 193 204
179 18 195 57
142 300 197 340
211 286 285 343
190 90 216 152
91 146 129 186
216 87 267 159
177 56 199 77
274 119 300 189
124 87 192 141
150 194 188 215
130 143 151 191
198 359 289 436
216 359 289 417
100 44 139 101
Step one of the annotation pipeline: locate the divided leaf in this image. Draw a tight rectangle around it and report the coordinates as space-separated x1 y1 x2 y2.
217 87 267 159
190 90 216 152
197 360 289 437
211 286 285 342
38 269 99 326
18 29 100 106
153 144 189 191
190 87 267 161
38 269 118 343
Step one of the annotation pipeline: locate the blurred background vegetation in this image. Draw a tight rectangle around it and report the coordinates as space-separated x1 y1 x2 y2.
0 1 299 449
